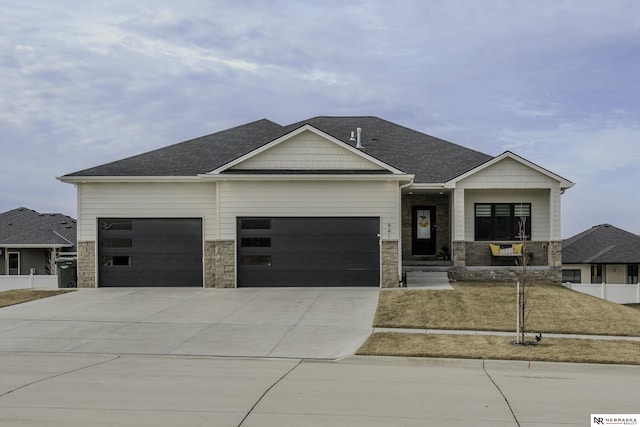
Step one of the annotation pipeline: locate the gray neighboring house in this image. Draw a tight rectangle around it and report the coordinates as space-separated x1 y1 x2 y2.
562 224 640 284
0 208 77 275
58 116 573 288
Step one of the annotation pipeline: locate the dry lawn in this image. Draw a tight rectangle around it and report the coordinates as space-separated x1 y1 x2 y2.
374 282 640 336
358 332 640 365
0 289 72 308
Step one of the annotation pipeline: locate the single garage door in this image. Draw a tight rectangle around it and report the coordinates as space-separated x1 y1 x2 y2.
98 218 203 287
237 217 380 287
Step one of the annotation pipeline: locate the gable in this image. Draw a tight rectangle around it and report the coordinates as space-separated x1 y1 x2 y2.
453 155 570 189
227 129 388 172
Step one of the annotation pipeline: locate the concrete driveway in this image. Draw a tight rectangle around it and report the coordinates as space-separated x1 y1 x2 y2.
0 287 379 359
2 288 638 425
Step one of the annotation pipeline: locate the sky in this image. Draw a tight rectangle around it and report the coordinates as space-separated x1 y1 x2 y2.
1 0 639 238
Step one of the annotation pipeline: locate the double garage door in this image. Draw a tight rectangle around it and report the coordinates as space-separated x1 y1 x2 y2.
98 217 380 287
237 217 380 287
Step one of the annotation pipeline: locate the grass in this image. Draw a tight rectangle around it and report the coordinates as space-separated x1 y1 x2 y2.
357 332 640 365
0 289 73 308
360 282 640 364
373 282 640 336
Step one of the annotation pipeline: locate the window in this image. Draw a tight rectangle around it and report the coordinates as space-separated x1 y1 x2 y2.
591 264 603 284
240 255 272 266
100 220 132 230
628 264 639 284
102 256 132 266
240 219 271 230
241 237 271 247
102 238 132 248
475 203 531 241
562 269 581 283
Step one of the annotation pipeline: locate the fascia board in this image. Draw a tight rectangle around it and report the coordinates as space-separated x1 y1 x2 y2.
197 173 415 182
409 183 447 190
56 176 202 184
208 124 405 175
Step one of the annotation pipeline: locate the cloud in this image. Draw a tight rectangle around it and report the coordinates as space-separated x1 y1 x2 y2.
1 0 639 236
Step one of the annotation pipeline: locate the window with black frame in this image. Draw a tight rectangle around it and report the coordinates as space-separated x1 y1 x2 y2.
474 203 531 241
562 269 581 283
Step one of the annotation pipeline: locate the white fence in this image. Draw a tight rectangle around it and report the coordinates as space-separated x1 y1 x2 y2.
563 282 640 304
0 275 59 291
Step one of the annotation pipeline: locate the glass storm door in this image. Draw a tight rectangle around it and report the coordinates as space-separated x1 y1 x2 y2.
412 206 436 255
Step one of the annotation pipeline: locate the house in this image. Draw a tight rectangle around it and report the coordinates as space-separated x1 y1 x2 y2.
58 116 574 288
562 224 640 284
0 207 77 275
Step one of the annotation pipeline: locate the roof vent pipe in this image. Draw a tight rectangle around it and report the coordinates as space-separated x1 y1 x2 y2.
356 127 363 149
349 131 356 142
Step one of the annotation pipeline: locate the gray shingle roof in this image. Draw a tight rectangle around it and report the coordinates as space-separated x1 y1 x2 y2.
562 224 640 264
63 116 492 183
65 119 287 177
286 116 493 182
0 207 77 249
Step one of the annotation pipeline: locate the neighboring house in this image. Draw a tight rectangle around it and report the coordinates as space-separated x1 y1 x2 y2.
58 116 573 288
0 207 77 275
562 224 640 284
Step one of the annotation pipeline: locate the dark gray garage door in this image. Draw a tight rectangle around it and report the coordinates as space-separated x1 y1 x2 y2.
237 217 380 287
98 218 203 287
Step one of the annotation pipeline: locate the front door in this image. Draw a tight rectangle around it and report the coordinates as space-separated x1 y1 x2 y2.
412 206 436 255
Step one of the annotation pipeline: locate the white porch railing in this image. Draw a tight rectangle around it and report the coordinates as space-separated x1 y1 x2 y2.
563 282 640 304
0 275 59 291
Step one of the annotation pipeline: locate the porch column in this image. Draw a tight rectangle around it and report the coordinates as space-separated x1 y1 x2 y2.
548 187 563 271
549 187 561 240
452 188 466 267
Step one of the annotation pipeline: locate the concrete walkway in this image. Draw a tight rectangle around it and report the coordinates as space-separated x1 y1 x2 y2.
0 287 379 359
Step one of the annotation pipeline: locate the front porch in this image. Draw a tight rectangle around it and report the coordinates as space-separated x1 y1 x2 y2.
400 192 562 284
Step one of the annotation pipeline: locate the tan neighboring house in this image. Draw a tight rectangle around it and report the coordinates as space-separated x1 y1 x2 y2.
58 116 574 288
562 224 640 284
0 207 77 275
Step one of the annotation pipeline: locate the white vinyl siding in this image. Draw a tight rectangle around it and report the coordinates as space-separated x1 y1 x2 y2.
453 157 563 241
218 180 398 240
458 157 561 189
77 182 217 241
463 189 550 241
231 130 385 171
563 264 631 284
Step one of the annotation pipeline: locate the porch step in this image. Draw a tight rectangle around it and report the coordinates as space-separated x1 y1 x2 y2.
405 271 453 290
